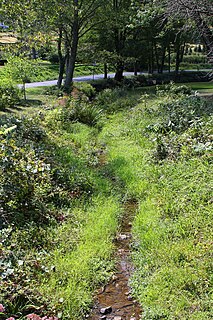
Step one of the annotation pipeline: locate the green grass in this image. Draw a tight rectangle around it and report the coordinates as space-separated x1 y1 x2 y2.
183 82 213 92
41 196 120 319
98 93 213 319
36 118 122 319
1 83 212 320
0 86 57 116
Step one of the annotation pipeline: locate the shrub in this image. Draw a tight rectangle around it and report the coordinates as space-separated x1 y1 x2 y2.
157 82 192 96
0 83 20 110
73 83 96 100
90 78 119 92
61 100 102 126
0 136 52 226
95 88 138 114
146 95 213 161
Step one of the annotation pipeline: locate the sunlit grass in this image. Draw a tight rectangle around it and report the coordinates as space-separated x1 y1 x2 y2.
41 196 120 319
177 81 213 92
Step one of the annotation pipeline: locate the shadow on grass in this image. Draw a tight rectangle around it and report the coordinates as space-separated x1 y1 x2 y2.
21 99 43 107
1 99 43 114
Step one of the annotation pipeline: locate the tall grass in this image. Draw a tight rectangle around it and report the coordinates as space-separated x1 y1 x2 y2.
41 196 120 319
99 92 213 319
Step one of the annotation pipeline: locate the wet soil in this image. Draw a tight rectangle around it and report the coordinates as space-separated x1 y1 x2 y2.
88 200 142 320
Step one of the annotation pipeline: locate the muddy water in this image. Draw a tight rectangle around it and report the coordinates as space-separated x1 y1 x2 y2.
88 201 142 320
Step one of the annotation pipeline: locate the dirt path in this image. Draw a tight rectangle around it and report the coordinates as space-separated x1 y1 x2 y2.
88 200 142 320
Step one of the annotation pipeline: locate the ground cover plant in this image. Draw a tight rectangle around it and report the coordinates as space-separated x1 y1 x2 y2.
0 93 122 319
0 80 212 320
98 88 212 319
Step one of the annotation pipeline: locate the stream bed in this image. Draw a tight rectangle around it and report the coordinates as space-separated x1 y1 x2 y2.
88 200 142 320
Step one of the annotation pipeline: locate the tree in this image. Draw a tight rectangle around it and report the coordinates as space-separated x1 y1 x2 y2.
38 0 104 91
93 0 137 81
4 57 38 99
0 0 48 57
166 0 213 64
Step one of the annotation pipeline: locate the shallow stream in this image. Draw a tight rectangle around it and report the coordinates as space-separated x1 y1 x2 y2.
88 200 142 320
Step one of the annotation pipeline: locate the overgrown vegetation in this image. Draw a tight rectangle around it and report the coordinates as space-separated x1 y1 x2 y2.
0 83 20 110
98 86 212 319
0 81 212 319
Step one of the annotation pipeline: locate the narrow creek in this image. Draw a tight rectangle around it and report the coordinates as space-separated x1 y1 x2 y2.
88 200 142 320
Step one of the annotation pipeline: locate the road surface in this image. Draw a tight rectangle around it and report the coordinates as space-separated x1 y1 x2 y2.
21 72 135 88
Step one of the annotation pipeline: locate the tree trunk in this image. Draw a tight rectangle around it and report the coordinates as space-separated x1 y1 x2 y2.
134 61 138 76
32 47 37 59
159 45 166 74
180 43 185 63
64 1 79 93
104 63 108 79
175 44 181 76
114 63 124 82
148 42 154 74
153 39 160 73
168 44 171 73
57 28 65 88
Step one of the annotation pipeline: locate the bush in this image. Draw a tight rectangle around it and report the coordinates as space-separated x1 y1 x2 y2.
0 83 20 110
157 82 192 96
90 78 119 92
73 82 96 100
0 135 52 226
146 95 213 161
182 54 207 64
61 100 102 126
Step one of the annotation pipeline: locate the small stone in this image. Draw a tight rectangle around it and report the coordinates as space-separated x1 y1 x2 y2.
100 306 112 315
119 234 128 240
100 316 107 320
127 295 133 301
130 318 136 320
114 317 122 320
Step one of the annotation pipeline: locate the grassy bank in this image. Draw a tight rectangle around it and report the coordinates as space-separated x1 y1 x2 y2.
98 89 212 319
0 97 122 319
1 82 212 319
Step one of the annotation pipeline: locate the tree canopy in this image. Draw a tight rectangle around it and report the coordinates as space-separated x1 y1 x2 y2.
0 0 212 86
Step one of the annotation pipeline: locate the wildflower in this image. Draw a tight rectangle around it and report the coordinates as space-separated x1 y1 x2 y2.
6 317 15 320
0 304 5 312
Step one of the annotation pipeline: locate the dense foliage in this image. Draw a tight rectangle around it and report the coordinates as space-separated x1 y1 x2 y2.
0 84 20 110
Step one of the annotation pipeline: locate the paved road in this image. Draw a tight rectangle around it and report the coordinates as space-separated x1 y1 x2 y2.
22 72 135 88
20 69 212 89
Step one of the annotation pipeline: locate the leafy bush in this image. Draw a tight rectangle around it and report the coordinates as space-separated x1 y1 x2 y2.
90 78 119 92
48 53 59 63
0 135 52 226
73 83 96 100
146 95 213 161
62 100 102 126
95 88 138 113
182 54 207 64
157 82 192 96
0 83 20 110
